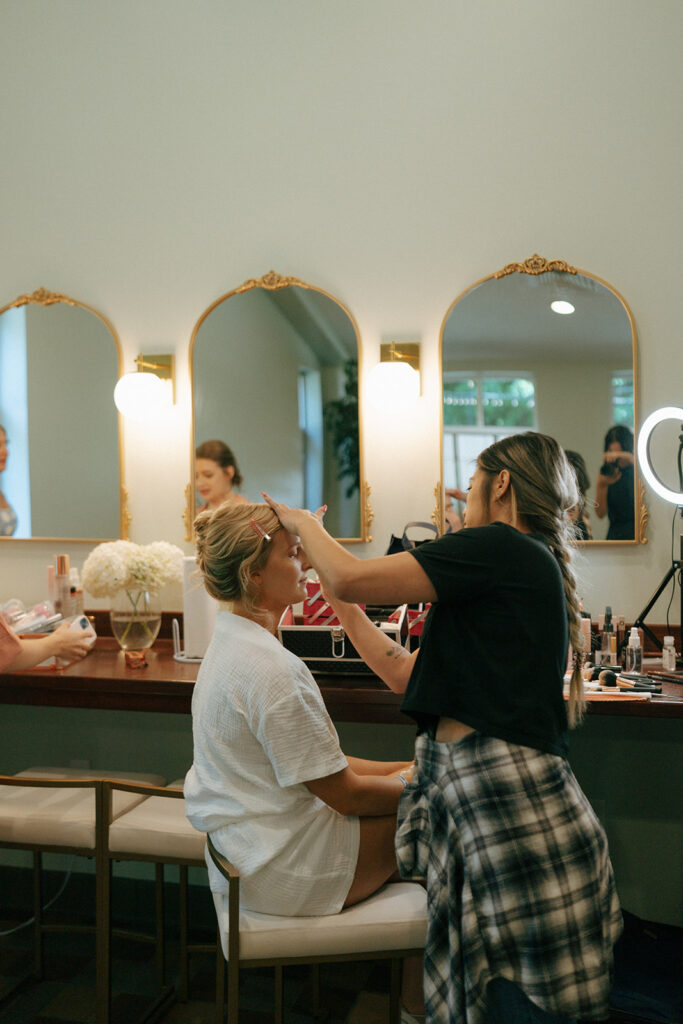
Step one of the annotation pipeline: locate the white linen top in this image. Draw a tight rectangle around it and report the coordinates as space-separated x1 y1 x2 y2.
184 610 360 916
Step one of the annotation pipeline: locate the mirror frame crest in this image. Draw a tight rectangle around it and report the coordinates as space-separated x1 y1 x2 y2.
186 270 373 543
0 287 129 542
436 255 648 545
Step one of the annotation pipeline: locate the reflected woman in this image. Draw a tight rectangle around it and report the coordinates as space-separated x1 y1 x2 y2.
195 440 249 512
565 449 592 540
0 425 17 537
595 425 635 540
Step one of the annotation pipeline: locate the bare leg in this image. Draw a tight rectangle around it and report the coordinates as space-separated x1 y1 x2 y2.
343 815 398 908
344 817 425 1016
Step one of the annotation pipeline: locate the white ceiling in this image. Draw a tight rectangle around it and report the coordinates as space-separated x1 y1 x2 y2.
442 270 633 364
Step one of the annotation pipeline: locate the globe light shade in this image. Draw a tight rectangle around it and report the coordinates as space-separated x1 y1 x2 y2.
637 406 683 506
367 361 420 413
114 371 168 421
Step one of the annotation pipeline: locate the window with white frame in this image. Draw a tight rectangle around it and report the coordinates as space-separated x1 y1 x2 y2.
611 370 633 428
443 372 537 492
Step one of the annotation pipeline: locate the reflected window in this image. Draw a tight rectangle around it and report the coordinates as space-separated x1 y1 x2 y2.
611 371 634 427
298 368 323 510
443 372 536 491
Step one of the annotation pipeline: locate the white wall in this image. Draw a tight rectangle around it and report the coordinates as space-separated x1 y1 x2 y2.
1 0 680 621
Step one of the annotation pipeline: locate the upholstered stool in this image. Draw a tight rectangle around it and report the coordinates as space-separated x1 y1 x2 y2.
0 766 165 1022
102 778 208 1013
208 836 428 1024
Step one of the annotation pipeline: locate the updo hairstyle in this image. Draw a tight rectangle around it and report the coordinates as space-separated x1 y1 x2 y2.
195 440 243 489
477 432 585 726
194 502 280 618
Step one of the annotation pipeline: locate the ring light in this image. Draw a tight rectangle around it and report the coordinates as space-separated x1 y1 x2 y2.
636 406 683 506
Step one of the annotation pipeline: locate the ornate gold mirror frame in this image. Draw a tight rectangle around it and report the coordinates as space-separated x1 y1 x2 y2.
0 287 128 542
185 270 373 543
436 255 647 545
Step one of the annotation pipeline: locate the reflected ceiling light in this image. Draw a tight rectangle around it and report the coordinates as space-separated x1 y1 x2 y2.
114 354 175 421
368 341 421 413
551 300 575 315
637 406 683 506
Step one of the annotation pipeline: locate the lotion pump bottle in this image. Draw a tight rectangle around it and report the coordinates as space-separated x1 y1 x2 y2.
625 627 642 673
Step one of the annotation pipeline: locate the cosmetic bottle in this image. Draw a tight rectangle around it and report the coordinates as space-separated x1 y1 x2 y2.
54 554 71 617
662 636 677 672
616 615 626 667
579 616 592 661
625 627 642 673
46 564 56 608
70 568 84 616
600 607 615 666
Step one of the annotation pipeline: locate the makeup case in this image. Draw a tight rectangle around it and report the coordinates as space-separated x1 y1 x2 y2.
277 602 409 674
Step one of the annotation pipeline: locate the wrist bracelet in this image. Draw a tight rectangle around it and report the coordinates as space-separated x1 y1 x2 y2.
397 773 408 788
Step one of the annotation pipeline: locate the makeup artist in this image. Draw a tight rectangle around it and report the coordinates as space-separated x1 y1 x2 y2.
0 614 91 672
264 432 622 1024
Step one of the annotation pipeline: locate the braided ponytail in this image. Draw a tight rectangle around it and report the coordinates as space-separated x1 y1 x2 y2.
478 432 586 726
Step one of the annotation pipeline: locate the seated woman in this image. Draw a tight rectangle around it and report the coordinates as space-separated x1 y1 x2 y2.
183 501 414 918
195 440 249 512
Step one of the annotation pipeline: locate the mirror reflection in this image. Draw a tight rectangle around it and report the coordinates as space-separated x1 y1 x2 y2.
0 289 124 541
440 256 643 542
190 272 368 541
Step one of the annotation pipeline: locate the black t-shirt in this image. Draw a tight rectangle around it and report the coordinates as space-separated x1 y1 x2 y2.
401 522 569 757
607 465 635 540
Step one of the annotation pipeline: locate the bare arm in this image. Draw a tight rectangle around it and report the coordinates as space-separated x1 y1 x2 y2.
4 621 91 672
324 590 418 693
304 764 407 817
346 755 413 776
262 494 437 605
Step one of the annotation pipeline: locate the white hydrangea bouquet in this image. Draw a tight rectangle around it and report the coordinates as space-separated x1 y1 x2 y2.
82 540 184 653
82 540 184 598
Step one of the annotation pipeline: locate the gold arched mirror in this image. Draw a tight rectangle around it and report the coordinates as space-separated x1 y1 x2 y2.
439 255 646 544
188 271 372 542
0 288 127 541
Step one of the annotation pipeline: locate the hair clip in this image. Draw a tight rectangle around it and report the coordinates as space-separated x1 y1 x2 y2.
250 520 272 542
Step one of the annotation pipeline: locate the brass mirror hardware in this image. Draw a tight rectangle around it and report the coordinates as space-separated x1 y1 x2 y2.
189 270 373 544
439 255 645 545
0 287 127 542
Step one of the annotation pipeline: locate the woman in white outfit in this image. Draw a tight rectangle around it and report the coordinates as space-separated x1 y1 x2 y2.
184 500 416 917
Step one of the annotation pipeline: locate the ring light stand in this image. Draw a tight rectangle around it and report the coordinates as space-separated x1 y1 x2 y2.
633 407 683 662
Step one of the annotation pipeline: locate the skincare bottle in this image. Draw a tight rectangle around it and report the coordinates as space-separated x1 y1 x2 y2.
601 607 615 665
616 614 626 667
54 554 71 617
625 627 642 673
662 636 677 672
46 564 56 609
70 568 84 616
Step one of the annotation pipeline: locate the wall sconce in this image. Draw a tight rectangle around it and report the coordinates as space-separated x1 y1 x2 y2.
114 354 175 421
367 340 421 413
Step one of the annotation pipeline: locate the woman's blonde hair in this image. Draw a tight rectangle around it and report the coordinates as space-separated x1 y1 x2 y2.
478 432 585 727
194 502 281 621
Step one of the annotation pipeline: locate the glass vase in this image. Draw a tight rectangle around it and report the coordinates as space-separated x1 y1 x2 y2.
109 589 162 652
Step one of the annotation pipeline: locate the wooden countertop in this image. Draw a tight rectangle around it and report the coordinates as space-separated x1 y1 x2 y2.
1 638 682 721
